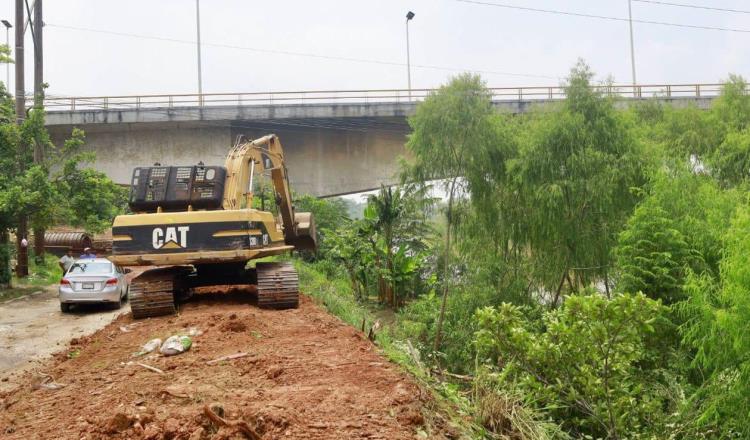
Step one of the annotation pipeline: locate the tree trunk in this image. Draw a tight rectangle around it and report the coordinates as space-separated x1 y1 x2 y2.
34 227 45 260
566 272 576 294
385 227 394 307
553 272 566 308
0 230 10 288
604 270 611 299
16 216 28 278
433 178 457 353
374 252 385 303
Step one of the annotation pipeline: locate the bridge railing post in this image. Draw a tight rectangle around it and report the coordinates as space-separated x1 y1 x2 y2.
71 97 75 111
103 97 108 110
696 84 700 97
136 96 141 110
169 95 173 108
666 85 672 98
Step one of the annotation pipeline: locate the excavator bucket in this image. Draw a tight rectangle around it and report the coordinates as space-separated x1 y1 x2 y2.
289 212 317 251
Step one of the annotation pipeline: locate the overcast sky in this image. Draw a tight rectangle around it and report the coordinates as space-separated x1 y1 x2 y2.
0 0 747 97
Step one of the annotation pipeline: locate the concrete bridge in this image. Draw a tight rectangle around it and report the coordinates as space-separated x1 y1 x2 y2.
44 84 720 197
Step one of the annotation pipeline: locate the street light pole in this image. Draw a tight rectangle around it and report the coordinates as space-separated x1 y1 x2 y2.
627 0 637 90
14 0 27 278
196 0 203 103
406 11 415 100
1 20 11 91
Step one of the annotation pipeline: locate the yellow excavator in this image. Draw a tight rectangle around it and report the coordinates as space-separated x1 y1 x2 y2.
109 134 316 318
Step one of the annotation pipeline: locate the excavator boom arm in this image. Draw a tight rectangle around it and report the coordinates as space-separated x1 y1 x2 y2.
222 134 316 250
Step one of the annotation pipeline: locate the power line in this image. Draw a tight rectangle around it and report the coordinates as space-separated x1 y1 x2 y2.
454 0 750 33
45 23 558 80
632 0 750 14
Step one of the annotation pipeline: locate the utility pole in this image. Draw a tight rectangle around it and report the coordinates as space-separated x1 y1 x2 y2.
627 0 638 94
14 0 27 277
405 11 414 100
196 0 203 103
33 0 41 109
33 0 44 259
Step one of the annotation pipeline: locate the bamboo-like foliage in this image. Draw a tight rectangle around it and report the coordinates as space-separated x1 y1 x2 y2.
512 61 646 301
404 73 501 350
679 204 750 436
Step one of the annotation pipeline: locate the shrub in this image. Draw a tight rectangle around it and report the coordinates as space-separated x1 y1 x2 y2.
475 293 673 439
679 204 750 437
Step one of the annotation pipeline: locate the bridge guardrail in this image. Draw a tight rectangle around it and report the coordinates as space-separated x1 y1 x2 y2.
42 84 725 112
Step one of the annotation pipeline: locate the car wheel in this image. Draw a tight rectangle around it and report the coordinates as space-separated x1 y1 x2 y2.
60 303 71 313
113 294 123 310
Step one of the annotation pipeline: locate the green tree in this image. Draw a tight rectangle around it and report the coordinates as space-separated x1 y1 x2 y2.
679 203 750 437
708 128 750 188
513 60 645 302
703 75 750 188
711 75 750 133
293 194 350 258
0 111 126 285
325 219 373 301
367 185 404 306
616 202 702 304
0 44 12 66
362 185 428 307
405 73 500 351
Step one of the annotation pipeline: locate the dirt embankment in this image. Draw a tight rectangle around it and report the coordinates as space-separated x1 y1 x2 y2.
0 289 452 439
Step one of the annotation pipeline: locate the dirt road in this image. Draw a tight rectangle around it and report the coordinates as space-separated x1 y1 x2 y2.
0 286 126 391
0 289 454 439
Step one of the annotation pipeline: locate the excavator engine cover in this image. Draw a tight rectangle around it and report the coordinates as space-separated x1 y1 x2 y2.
129 165 227 212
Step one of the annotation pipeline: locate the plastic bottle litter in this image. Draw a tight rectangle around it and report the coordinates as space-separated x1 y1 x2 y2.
160 335 193 356
133 338 162 357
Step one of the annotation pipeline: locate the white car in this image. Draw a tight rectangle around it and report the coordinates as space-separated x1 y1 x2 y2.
59 258 130 313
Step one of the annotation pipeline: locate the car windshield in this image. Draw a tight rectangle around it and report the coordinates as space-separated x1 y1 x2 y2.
68 262 112 275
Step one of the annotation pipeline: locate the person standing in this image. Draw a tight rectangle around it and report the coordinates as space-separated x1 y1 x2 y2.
79 247 96 259
59 248 75 275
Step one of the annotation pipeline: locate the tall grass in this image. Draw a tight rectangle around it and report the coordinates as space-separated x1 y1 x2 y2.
0 254 62 301
294 259 375 330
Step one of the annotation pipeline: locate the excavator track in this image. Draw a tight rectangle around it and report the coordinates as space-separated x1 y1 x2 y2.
129 268 184 319
256 262 299 309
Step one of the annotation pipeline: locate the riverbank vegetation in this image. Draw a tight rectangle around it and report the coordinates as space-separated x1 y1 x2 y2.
298 61 750 439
